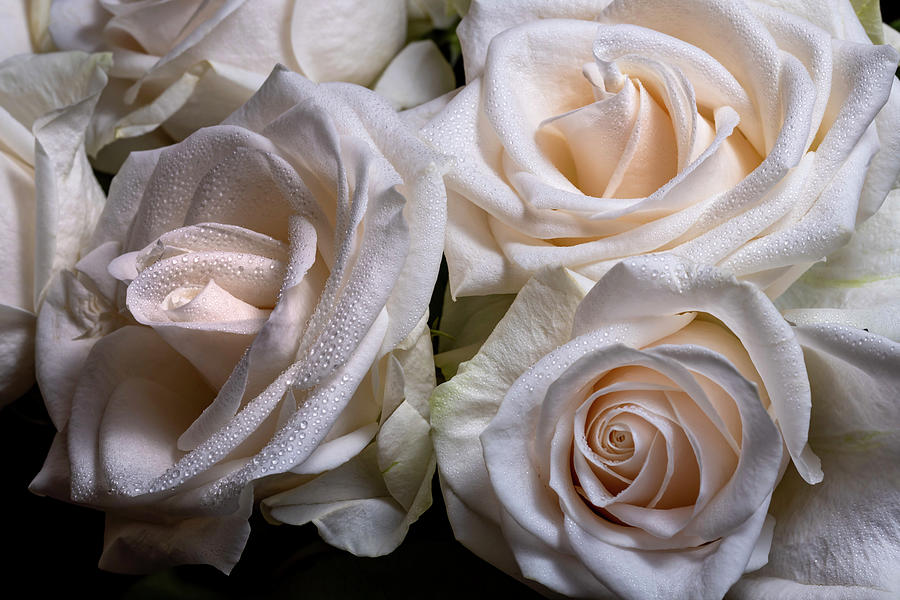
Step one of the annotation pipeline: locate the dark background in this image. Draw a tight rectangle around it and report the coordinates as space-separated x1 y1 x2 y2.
6 6 900 599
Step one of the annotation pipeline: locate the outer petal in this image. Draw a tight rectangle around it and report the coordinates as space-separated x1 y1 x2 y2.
47 0 108 53
34 253 121 430
261 445 408 556
0 51 110 401
373 40 456 110
90 60 267 152
33 146 163 426
778 188 900 340
457 0 614 81
421 80 534 296
291 0 407 87
0 1 34 60
27 52 111 305
753 0 870 44
0 142 35 314
0 304 34 403
99 488 253 574
261 315 437 556
731 324 900 598
313 78 450 350
430 268 591 573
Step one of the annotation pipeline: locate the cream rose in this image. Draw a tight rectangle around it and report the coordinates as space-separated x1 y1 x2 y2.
42 0 456 160
424 0 900 298
0 51 109 404
30 67 447 572
430 254 823 599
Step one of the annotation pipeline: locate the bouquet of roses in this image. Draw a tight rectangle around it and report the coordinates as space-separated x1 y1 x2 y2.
3 1 899 598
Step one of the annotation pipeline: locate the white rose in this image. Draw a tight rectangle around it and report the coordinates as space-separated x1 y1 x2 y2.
44 0 456 158
0 51 109 404
424 0 900 298
30 67 447 572
431 254 822 599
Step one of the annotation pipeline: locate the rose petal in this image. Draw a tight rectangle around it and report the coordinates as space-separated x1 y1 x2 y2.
66 326 213 501
373 40 456 110
291 0 406 87
315 80 449 349
599 0 782 152
177 217 325 450
0 0 34 59
567 497 771 599
291 422 379 475
34 262 119 429
262 444 413 556
778 189 900 340
98 489 252 574
0 150 35 312
457 0 616 81
0 303 35 404
122 0 297 105
123 126 281 250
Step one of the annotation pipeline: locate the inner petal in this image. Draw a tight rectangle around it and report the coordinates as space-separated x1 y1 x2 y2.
605 425 633 453
651 318 768 417
162 278 271 324
541 71 638 197
541 71 678 199
576 390 672 494
127 250 286 330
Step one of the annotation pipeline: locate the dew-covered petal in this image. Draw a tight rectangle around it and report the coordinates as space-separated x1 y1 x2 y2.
457 0 615 81
482 18 597 194
66 326 213 502
316 79 449 350
123 126 281 251
177 217 325 451
777 189 900 341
